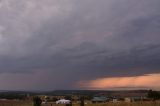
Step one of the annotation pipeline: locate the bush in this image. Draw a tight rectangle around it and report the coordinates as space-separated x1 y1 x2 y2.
33 96 42 106
148 90 160 100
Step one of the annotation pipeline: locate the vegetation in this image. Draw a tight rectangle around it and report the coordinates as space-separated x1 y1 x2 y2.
33 96 42 106
0 92 27 100
80 96 84 106
64 96 72 100
0 100 32 106
0 100 160 106
148 90 160 100
1 90 160 106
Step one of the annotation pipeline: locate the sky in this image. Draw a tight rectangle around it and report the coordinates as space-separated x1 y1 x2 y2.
0 0 160 90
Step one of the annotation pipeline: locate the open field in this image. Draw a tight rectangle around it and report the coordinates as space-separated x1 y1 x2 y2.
82 102 160 106
54 102 160 106
1 100 160 106
0 100 32 106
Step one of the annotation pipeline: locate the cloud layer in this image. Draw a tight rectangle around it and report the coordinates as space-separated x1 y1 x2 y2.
0 0 160 90
78 74 160 90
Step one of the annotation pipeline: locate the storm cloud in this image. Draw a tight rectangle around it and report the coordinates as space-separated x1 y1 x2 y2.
0 0 160 90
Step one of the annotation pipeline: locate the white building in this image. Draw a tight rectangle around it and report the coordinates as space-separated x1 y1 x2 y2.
56 99 71 104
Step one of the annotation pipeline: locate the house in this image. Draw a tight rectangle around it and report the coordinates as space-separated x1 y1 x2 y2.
56 99 71 104
112 98 118 103
92 96 108 103
125 97 144 102
125 98 132 102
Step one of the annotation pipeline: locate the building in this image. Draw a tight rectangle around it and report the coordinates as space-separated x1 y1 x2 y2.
92 96 108 103
56 99 71 104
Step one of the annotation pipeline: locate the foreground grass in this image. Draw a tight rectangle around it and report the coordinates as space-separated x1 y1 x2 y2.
0 100 32 106
82 102 160 106
0 100 160 106
54 101 160 106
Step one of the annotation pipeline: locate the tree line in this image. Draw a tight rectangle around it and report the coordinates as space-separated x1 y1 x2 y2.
148 89 160 100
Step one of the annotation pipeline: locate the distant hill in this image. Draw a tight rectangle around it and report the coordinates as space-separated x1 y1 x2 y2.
44 90 149 97
0 90 156 99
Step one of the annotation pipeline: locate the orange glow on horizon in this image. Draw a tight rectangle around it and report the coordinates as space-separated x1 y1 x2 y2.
78 74 160 90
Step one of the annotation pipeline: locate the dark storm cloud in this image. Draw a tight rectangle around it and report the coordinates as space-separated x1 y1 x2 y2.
0 0 160 90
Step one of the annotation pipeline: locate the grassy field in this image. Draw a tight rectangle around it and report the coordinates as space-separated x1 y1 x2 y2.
0 100 32 106
0 100 160 106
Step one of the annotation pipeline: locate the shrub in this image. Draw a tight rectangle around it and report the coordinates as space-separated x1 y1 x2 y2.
33 96 42 106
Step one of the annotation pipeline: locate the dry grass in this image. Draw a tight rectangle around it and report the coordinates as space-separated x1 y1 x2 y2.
0 100 160 106
0 100 32 106
54 101 160 106
83 102 160 106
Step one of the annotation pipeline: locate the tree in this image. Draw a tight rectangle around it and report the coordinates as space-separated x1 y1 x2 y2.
65 96 72 100
33 96 42 106
51 97 58 102
64 96 72 106
80 96 84 106
148 89 160 100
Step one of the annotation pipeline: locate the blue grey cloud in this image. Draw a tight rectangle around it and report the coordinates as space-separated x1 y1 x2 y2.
0 0 160 90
